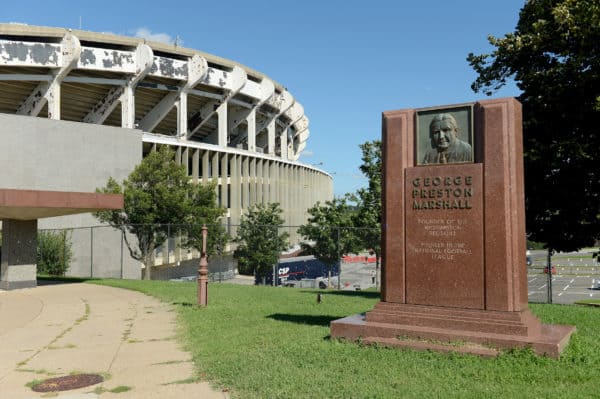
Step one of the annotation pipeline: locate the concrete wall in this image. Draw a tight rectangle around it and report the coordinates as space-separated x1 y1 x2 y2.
0 114 142 278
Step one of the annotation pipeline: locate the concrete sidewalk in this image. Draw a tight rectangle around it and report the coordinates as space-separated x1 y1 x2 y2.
0 283 229 398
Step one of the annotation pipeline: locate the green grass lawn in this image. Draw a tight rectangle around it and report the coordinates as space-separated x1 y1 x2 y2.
90 280 600 399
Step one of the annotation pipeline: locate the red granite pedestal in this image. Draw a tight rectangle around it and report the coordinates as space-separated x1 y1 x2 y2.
331 303 574 358
330 98 575 357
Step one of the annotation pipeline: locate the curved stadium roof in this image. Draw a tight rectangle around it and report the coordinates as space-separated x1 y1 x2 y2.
0 24 310 161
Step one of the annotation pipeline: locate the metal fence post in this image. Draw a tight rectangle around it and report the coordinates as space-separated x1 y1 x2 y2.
62 229 67 274
272 225 277 287
120 230 124 279
547 249 553 304
90 227 94 278
167 223 171 265
337 226 341 290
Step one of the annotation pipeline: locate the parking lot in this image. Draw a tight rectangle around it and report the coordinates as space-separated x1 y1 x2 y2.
338 256 600 305
528 271 600 304
527 249 600 304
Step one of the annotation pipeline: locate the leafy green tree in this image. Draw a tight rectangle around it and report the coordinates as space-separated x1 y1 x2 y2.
233 203 289 284
298 197 358 288
37 230 73 276
185 182 229 256
352 140 382 276
95 146 226 279
467 0 600 252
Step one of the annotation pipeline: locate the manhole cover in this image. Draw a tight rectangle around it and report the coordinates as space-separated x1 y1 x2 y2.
32 373 104 392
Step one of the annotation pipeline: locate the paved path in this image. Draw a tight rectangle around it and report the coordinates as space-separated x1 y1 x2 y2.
0 283 229 399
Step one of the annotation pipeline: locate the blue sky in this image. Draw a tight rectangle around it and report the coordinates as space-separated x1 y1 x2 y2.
3 0 524 196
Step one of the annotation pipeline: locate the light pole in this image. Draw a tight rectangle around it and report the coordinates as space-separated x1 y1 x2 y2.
198 225 208 306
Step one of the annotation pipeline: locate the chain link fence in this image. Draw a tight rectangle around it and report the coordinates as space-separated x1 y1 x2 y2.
34 225 382 289
33 224 598 304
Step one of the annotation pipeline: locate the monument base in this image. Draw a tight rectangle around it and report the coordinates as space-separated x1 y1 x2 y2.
331 302 575 358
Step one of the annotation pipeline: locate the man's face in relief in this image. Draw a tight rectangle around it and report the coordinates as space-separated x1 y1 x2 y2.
430 119 457 151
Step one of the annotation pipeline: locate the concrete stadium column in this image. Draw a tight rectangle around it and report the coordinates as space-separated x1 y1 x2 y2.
257 159 265 204
249 157 257 206
230 155 240 237
47 82 61 120
192 149 200 184
302 168 310 220
176 145 189 262
182 147 189 173
121 85 135 128
176 93 188 137
313 171 319 205
211 151 219 194
297 167 303 226
175 146 183 166
217 104 228 147
280 130 289 160
290 166 298 243
277 163 283 203
287 165 294 237
203 151 211 184
263 160 270 203
266 160 272 204
267 120 276 155
267 160 273 204
319 174 328 203
247 110 256 152
0 219 38 290
220 153 229 211
242 156 250 210
280 163 288 225
181 147 188 174
269 161 277 203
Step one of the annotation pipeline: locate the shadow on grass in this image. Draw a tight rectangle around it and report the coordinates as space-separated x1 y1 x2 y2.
299 289 380 299
267 313 340 327
172 302 199 307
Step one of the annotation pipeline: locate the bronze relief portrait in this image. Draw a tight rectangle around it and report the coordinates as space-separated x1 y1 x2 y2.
416 105 473 165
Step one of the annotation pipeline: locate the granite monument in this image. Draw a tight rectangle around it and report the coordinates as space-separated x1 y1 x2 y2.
330 98 575 357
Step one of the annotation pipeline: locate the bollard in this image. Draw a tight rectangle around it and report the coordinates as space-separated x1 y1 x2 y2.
198 225 208 306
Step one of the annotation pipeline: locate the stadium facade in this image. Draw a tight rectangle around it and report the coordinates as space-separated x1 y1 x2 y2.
0 24 333 280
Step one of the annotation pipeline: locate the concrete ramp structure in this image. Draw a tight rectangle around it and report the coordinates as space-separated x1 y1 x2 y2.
0 189 123 289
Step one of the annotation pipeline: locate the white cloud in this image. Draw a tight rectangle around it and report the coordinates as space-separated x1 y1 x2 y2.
133 27 177 45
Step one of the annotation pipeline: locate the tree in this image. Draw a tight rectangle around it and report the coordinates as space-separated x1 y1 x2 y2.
352 140 383 280
37 230 73 276
233 203 289 284
95 146 226 279
298 197 358 288
185 183 229 256
467 0 600 252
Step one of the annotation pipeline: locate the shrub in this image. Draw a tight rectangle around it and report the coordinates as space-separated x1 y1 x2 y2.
37 230 73 276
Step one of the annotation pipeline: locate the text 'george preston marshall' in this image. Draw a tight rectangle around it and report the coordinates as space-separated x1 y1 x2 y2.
411 175 473 210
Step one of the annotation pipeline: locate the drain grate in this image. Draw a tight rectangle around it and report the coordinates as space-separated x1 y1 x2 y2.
31 373 104 392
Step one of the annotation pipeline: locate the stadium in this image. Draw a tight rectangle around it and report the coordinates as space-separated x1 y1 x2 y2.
0 24 333 285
